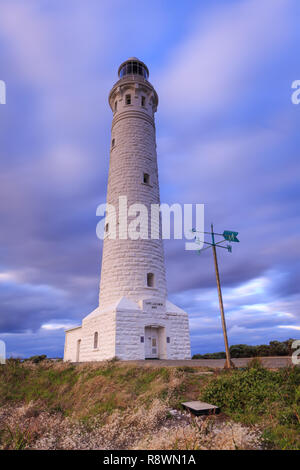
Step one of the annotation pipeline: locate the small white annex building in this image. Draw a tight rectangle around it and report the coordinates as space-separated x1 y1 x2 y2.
64 58 191 361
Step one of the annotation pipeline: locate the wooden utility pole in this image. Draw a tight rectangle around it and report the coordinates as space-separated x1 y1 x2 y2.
211 224 234 369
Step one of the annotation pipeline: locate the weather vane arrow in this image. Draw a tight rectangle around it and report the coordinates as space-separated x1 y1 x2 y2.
223 231 239 243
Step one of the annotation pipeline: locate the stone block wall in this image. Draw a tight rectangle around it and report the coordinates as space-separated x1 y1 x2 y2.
99 78 167 310
64 299 191 362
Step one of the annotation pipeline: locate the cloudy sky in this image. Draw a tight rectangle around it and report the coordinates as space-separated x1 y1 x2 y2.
0 0 299 357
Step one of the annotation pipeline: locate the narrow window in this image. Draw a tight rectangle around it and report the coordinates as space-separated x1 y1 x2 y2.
76 339 81 362
140 336 144 343
125 94 131 105
114 101 117 111
111 138 115 147
141 96 145 107
143 173 150 184
105 222 109 233
167 337 170 344
147 272 154 287
94 332 98 349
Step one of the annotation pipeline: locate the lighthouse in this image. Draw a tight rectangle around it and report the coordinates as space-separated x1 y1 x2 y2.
64 58 191 361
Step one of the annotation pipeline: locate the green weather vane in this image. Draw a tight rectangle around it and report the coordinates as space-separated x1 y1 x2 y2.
192 224 240 369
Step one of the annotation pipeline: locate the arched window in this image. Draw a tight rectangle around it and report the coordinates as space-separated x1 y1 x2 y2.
147 272 154 287
94 332 98 349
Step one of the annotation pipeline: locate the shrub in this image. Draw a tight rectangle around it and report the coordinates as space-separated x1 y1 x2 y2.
247 357 263 369
269 341 289 356
229 344 257 358
192 352 226 359
28 355 47 364
193 338 296 359
201 366 300 449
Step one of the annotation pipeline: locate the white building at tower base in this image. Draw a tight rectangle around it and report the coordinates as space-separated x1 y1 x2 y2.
64 297 190 361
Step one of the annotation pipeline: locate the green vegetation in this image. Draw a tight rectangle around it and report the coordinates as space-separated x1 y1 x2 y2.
192 338 295 359
0 359 186 418
0 359 299 449
24 355 47 364
193 351 226 359
201 361 300 449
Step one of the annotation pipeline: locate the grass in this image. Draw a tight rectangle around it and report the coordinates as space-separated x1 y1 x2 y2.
0 359 299 449
0 360 188 418
0 360 79 411
201 361 300 449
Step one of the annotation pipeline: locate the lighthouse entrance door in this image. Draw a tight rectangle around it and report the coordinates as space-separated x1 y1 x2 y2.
145 326 159 359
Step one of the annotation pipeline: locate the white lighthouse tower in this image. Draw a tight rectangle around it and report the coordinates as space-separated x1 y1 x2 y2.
64 58 191 362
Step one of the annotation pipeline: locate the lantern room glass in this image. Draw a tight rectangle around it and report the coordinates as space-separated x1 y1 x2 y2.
119 61 148 79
